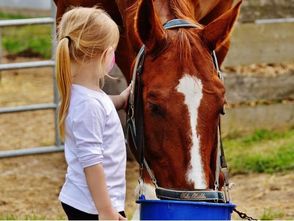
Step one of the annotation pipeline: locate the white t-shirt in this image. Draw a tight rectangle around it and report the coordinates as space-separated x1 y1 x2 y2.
59 84 126 214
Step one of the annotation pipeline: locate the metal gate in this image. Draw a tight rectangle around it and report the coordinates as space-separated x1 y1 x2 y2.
0 2 63 158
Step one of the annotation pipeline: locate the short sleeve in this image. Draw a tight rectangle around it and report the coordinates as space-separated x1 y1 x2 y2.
72 100 106 168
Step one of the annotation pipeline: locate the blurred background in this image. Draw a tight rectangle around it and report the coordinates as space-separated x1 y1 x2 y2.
0 0 293 220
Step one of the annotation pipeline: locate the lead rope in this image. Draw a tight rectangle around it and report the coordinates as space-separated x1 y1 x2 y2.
233 208 258 221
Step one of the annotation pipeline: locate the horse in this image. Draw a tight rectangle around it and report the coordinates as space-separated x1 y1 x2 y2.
54 0 242 216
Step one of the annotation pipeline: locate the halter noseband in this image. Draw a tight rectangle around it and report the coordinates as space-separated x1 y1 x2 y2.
127 19 230 203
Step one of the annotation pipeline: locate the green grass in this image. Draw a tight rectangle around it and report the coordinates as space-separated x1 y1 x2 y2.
224 129 294 174
0 13 52 59
0 214 66 220
0 214 47 220
0 12 29 20
260 208 285 220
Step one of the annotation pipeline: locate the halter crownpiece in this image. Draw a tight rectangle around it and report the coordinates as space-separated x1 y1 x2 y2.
127 18 230 203
163 18 202 29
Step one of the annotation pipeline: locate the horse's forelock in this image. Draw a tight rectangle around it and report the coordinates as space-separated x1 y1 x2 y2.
172 27 215 79
169 0 198 21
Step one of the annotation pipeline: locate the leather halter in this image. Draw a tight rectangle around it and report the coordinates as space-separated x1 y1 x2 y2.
127 19 230 203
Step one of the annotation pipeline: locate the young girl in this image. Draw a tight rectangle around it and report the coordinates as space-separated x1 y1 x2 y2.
56 7 130 220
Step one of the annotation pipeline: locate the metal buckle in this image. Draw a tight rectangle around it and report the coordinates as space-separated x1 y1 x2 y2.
129 105 134 120
214 182 219 191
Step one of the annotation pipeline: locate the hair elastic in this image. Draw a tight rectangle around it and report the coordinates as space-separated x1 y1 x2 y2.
63 36 71 43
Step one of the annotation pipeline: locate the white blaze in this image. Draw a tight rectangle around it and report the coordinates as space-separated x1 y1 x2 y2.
176 74 207 189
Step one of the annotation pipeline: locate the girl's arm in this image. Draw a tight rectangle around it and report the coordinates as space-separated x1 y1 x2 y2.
73 101 126 220
85 164 126 220
109 95 125 110
109 84 131 110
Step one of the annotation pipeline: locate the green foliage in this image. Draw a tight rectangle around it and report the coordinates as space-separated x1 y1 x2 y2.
241 129 288 144
0 12 29 20
0 214 47 220
0 13 52 59
260 208 285 220
0 213 66 220
224 129 294 174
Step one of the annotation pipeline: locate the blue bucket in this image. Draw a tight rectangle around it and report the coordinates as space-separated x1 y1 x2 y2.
137 199 235 220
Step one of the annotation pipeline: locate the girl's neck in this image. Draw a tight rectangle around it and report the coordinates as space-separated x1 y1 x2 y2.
71 60 101 91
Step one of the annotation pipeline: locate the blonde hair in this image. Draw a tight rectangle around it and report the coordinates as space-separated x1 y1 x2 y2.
56 7 119 140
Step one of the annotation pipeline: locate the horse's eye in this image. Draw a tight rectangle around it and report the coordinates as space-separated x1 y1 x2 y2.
149 103 165 116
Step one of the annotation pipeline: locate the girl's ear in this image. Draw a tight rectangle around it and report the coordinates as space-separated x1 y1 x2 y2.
201 0 242 51
134 0 167 52
105 47 115 73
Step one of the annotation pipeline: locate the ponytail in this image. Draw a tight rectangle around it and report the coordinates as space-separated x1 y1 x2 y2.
56 37 71 140
55 7 120 140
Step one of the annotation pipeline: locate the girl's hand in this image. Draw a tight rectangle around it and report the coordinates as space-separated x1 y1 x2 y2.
120 83 132 109
119 213 127 220
99 208 127 220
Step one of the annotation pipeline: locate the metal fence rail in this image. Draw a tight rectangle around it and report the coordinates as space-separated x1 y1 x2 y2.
0 60 55 71
0 17 54 27
0 146 64 158
254 17 294 24
0 2 62 158
0 103 57 114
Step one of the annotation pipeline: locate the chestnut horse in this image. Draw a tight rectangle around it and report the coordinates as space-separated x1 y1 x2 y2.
54 0 241 213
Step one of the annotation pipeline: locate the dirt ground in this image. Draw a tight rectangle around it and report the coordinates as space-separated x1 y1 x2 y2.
0 153 293 219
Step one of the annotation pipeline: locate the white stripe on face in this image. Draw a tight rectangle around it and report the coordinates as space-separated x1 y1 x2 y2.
176 74 207 189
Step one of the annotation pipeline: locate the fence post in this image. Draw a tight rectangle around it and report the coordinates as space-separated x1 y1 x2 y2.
0 28 2 83
50 1 61 147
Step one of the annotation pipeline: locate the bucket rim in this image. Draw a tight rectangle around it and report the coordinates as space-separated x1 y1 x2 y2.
136 199 236 208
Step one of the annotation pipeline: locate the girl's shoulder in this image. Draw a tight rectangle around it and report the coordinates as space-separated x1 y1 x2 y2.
70 85 113 117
